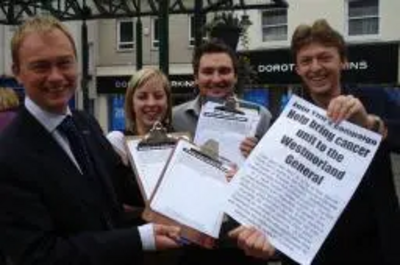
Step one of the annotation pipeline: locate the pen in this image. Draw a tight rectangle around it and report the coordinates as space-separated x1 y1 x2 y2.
177 236 190 245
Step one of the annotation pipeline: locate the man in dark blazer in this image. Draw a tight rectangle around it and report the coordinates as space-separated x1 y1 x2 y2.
0 16 181 265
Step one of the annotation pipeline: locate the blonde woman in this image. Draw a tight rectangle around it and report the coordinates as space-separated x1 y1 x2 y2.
107 67 172 165
107 68 181 265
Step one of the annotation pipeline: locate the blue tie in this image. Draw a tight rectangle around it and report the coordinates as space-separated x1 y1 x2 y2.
58 115 93 175
58 116 114 229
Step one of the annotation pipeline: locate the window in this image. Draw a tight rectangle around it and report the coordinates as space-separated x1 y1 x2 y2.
152 18 159 49
117 20 134 50
189 15 207 46
261 8 287 42
348 0 379 36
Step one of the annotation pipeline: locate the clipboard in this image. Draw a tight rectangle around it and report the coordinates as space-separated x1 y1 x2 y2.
214 96 245 115
194 99 261 166
125 122 190 202
143 139 231 249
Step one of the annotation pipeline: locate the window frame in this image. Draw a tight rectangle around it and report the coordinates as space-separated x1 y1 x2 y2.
117 19 135 51
261 8 288 42
189 15 207 47
151 17 159 50
347 0 380 37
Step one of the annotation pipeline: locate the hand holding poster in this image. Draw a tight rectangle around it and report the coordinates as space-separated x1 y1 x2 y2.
224 95 382 265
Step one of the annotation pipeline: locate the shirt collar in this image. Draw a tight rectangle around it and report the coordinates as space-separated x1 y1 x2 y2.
304 85 347 104
186 96 202 116
25 97 72 133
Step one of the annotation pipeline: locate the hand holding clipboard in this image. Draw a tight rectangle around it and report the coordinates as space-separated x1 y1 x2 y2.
144 138 233 249
125 122 188 201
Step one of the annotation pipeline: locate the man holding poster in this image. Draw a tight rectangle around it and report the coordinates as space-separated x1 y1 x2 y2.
225 19 400 265
286 19 400 265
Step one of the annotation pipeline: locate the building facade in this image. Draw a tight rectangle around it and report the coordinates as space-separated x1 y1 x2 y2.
95 0 400 132
0 0 398 132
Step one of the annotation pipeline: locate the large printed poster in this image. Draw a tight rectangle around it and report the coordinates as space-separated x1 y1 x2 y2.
225 95 382 265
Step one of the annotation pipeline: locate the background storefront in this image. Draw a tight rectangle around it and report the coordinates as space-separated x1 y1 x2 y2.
97 42 399 130
239 42 399 118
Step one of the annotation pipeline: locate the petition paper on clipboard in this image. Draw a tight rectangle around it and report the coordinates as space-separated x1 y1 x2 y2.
224 95 382 265
194 101 260 166
126 138 175 201
150 139 230 239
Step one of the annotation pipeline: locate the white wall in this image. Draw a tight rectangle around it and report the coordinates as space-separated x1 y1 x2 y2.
3 25 17 76
379 0 400 42
245 0 400 50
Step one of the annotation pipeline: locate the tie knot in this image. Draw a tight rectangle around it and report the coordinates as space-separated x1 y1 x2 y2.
58 116 77 135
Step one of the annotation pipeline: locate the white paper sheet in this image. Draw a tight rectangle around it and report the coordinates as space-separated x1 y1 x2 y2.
224 95 382 265
126 139 174 200
150 140 229 238
194 102 260 166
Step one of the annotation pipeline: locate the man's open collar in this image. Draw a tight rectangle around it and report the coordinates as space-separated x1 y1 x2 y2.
186 96 202 117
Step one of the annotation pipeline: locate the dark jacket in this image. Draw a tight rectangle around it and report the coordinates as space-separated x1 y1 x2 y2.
0 108 143 265
0 109 18 132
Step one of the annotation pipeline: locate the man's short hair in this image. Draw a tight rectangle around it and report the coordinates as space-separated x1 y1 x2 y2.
192 39 239 76
11 15 77 69
291 19 347 61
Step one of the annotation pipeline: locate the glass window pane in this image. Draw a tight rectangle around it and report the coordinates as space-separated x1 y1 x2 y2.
154 18 159 41
189 16 206 46
153 41 159 48
349 0 378 17
262 9 287 25
119 43 134 50
120 21 134 42
349 17 379 35
262 26 287 41
190 16 195 39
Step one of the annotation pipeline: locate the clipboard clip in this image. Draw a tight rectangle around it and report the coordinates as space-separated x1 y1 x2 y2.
199 139 219 161
138 121 176 148
214 97 244 115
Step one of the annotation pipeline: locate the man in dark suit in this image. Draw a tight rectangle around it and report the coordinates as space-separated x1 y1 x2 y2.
0 16 181 265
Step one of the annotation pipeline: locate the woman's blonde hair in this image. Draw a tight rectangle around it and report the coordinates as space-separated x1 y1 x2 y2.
124 68 172 133
0 87 20 112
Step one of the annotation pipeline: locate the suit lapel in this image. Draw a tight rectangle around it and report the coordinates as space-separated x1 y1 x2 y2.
19 108 81 175
71 112 120 208
18 109 108 210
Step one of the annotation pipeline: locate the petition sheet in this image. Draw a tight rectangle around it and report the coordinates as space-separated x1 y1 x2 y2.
150 139 229 238
126 138 174 200
224 95 382 265
194 101 260 166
